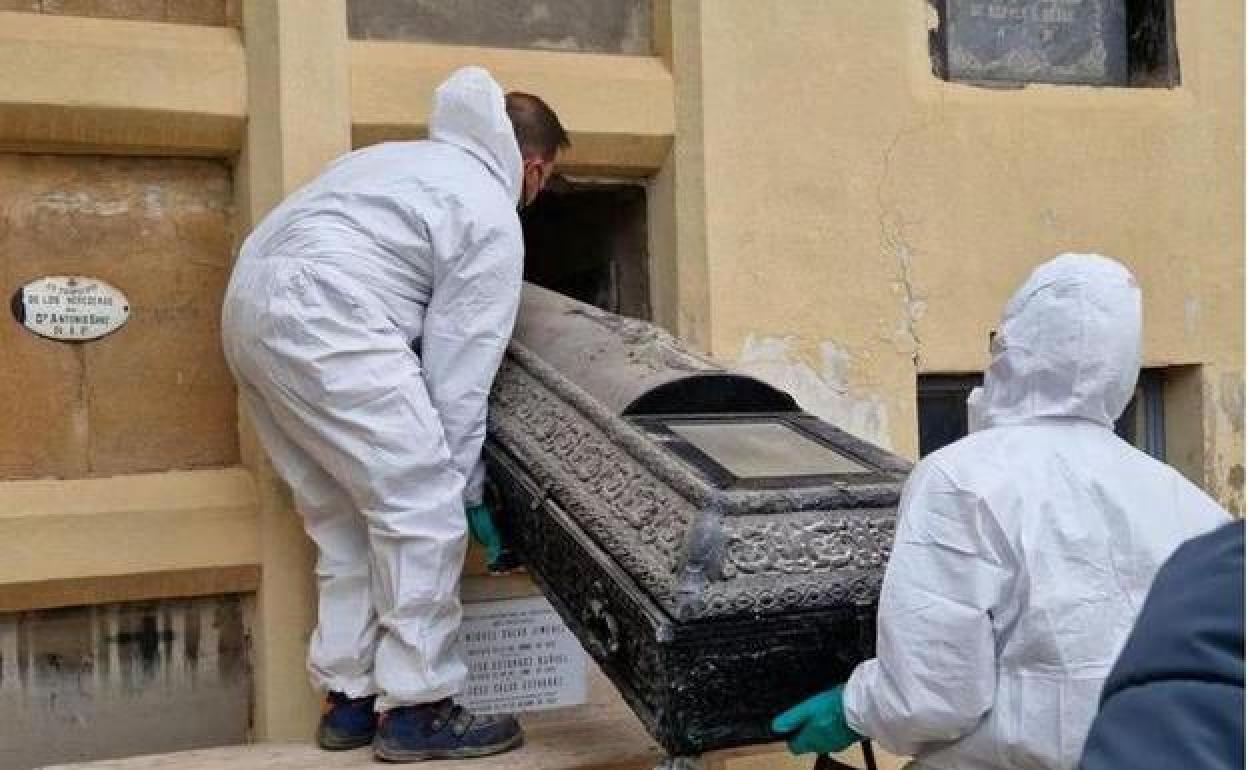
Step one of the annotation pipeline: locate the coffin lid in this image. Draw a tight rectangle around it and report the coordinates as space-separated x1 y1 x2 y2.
511 283 798 416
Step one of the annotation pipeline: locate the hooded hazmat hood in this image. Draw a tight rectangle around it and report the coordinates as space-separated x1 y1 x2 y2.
974 253 1143 430
429 66 523 205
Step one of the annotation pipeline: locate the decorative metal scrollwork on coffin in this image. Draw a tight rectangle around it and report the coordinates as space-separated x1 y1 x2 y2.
487 349 896 620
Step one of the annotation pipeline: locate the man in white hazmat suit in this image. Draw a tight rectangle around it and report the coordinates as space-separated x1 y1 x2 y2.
771 253 1229 769
221 67 566 761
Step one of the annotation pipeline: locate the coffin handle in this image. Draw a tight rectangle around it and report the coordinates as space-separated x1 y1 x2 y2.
584 586 621 660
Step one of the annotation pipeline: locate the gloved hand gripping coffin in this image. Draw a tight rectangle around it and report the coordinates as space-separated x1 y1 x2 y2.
484 284 908 755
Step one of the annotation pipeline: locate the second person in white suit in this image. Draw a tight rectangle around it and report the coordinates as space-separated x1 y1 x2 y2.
774 253 1229 769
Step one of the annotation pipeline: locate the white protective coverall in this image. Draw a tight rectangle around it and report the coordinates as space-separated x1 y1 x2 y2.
221 67 524 709
842 253 1229 770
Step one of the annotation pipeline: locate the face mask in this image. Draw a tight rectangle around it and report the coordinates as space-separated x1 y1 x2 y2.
967 326 1005 433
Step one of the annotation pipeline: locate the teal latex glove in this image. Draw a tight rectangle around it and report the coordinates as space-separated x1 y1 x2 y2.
466 503 503 567
771 685 861 756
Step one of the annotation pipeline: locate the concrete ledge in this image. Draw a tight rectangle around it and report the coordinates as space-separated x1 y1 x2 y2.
0 16 674 169
0 12 245 155
0 469 260 603
0 565 260 612
351 42 674 176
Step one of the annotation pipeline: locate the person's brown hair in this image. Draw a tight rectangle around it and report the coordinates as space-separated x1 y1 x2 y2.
505 92 570 161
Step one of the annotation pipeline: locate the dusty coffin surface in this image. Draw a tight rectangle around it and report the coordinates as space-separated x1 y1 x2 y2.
483 284 909 756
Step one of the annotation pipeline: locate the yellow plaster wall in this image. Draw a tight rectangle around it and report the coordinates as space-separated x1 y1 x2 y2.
648 0 712 350
350 41 673 177
0 469 258 593
0 12 245 155
676 0 1243 510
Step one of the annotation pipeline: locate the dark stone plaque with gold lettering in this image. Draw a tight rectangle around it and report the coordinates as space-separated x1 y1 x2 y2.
944 0 1128 85
483 285 909 755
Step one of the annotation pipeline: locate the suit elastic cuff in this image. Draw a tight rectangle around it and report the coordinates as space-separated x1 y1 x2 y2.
841 661 874 738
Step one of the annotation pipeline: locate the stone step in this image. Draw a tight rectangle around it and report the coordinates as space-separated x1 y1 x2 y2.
41 706 665 770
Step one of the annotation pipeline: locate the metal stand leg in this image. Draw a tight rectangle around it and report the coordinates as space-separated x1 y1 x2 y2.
813 740 879 770
862 740 879 770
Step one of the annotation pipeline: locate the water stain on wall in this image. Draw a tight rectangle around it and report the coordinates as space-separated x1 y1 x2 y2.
0 596 250 769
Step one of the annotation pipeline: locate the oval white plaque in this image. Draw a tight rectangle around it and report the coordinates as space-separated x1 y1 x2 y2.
11 275 131 342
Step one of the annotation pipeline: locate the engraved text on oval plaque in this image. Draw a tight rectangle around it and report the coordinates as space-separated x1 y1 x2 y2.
11 275 131 342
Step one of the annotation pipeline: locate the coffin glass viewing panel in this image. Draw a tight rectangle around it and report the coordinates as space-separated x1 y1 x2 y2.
634 416 876 489
669 420 871 477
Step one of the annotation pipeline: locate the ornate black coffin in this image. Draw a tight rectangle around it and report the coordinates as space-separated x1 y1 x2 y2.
484 285 909 756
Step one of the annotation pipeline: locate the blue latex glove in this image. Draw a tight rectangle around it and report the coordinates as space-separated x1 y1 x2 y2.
465 502 503 567
771 685 861 756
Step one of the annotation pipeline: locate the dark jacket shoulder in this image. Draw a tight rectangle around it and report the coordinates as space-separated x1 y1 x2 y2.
1081 521 1244 770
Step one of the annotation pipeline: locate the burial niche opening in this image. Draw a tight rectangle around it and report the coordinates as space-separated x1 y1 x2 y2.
929 0 1180 88
521 177 651 320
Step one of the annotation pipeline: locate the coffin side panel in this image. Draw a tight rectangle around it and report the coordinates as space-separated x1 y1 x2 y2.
485 445 673 740
663 610 875 753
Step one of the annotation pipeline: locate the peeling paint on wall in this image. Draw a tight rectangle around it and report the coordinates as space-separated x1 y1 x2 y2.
1217 372 1245 515
736 336 891 449
1200 370 1246 517
33 191 130 217
1216 459 1245 517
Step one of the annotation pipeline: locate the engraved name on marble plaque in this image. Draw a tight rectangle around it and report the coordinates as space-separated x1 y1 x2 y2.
945 0 1128 85
458 597 587 715
11 275 131 342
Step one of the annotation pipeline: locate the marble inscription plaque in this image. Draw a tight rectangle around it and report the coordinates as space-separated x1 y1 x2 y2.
945 0 1128 85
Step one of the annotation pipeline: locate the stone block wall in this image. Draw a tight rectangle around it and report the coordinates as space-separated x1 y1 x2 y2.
0 155 238 479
